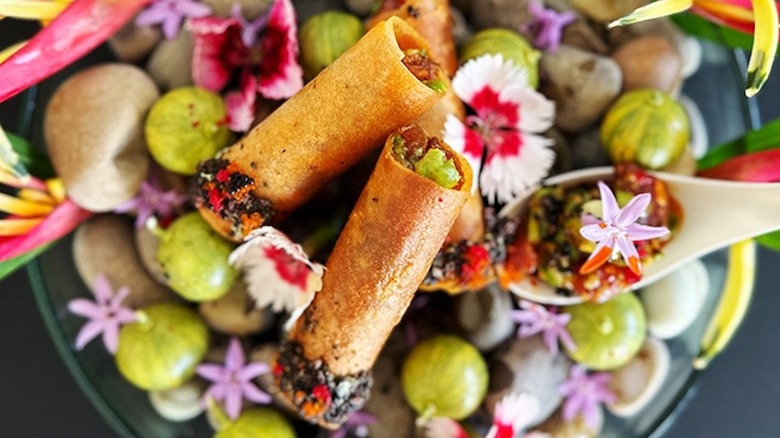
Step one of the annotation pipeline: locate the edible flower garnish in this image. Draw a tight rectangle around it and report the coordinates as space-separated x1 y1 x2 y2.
0 0 152 103
486 391 539 438
557 365 615 429
196 336 272 420
228 226 324 329
329 410 377 438
0 127 91 265
67 274 138 354
113 167 189 229
510 300 576 355
519 1 576 52
578 181 670 276
135 0 211 40
189 0 302 122
609 0 779 97
444 54 555 204
423 417 469 438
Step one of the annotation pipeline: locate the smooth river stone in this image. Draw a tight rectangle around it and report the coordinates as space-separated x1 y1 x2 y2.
44 63 159 212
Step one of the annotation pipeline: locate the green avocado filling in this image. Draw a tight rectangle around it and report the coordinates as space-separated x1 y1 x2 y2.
402 49 447 94
391 131 462 189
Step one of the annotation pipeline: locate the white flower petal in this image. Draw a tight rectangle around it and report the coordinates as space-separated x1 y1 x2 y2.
443 114 482 194
229 226 324 315
500 84 555 132
452 54 528 106
480 133 555 204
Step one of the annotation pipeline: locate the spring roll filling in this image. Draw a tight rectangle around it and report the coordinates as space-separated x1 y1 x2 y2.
402 49 447 93
391 125 464 189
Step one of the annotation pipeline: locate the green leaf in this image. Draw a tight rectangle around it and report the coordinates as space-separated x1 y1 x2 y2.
756 231 780 252
0 124 28 180
671 13 756 51
698 118 780 169
6 132 55 179
0 243 50 282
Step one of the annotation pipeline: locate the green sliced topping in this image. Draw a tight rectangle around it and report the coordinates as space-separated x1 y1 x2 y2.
413 148 460 189
424 79 448 93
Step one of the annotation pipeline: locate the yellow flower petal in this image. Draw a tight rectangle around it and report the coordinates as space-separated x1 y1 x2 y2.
45 177 66 203
17 187 57 205
745 0 779 97
0 0 68 20
0 217 42 236
608 0 694 28
0 192 53 217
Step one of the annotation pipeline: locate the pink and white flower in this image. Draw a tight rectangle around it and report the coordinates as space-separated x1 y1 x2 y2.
189 0 302 130
486 391 540 438
444 54 556 204
228 226 324 329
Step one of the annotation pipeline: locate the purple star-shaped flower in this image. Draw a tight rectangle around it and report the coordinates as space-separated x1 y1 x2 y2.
196 337 272 420
519 1 576 52
329 410 377 438
578 181 670 276
558 365 616 429
113 170 190 229
135 0 212 40
510 299 576 355
67 274 138 354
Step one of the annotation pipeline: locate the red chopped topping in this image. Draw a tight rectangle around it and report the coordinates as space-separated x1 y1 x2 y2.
208 188 226 211
216 168 232 182
460 244 491 283
311 384 332 406
273 363 285 376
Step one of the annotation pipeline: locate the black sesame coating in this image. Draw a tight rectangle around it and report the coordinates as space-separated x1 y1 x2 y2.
194 158 275 239
276 341 372 426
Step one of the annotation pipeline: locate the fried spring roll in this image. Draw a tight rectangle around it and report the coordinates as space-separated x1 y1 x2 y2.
195 17 447 241
274 125 472 428
369 0 458 77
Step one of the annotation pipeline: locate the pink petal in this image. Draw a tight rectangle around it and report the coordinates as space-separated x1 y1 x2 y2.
256 0 303 100
116 308 140 324
596 181 619 223
225 74 257 132
225 337 246 370
242 381 272 404
614 193 651 228
74 320 105 350
134 6 170 27
625 223 670 241
0 0 152 103
614 234 640 270
579 223 610 242
189 16 241 92
224 385 244 420
93 274 114 303
207 382 227 402
0 199 92 262
161 14 184 40
239 362 270 380
561 394 583 422
197 364 226 382
480 133 554 204
102 321 121 354
67 299 103 319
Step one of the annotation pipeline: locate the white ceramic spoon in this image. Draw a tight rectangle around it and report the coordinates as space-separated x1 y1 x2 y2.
500 166 780 305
